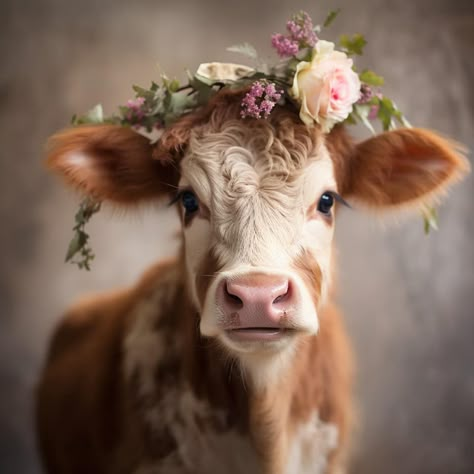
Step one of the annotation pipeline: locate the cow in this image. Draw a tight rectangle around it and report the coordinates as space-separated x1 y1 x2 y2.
36 89 469 474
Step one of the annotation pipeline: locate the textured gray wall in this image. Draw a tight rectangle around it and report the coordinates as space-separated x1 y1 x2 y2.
0 0 473 473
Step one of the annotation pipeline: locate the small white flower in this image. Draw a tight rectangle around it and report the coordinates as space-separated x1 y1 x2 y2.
196 62 253 82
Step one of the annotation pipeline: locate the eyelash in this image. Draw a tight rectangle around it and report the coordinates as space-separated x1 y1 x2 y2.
325 191 351 208
168 189 189 207
169 190 351 209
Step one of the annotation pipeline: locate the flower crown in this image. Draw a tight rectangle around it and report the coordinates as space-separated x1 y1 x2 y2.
65 9 438 270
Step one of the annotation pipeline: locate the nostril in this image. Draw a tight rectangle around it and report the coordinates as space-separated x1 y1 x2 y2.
224 282 244 309
272 280 291 306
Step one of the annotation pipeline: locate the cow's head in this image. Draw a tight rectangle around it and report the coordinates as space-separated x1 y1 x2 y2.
47 90 468 385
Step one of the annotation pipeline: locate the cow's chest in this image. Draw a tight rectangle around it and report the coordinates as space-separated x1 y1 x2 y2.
124 286 338 474
134 387 260 474
132 387 338 474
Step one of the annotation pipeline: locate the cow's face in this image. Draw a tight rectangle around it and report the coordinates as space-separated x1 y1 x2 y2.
47 91 468 384
177 119 335 363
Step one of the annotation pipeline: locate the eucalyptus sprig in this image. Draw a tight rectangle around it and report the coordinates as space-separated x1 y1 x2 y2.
65 198 101 270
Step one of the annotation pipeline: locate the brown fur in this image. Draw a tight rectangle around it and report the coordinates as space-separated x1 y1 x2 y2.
37 89 469 474
47 125 179 204
343 128 469 208
36 259 352 474
293 249 324 312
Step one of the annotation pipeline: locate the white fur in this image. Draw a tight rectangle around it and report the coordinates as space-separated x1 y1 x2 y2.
123 269 178 397
64 151 90 169
286 412 339 474
134 399 338 474
177 126 337 387
135 388 260 474
124 281 260 473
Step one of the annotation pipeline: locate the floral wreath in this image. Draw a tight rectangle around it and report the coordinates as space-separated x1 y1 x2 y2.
65 10 438 270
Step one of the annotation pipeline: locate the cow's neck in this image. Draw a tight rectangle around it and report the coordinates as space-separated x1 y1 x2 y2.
127 259 337 473
178 280 316 474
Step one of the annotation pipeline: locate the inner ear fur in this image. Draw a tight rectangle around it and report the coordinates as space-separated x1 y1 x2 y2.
47 124 179 204
339 128 469 209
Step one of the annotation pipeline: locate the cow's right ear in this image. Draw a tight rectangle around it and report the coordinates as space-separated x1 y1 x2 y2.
46 124 179 204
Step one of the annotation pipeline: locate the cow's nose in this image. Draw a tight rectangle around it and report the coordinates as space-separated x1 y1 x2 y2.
218 274 293 328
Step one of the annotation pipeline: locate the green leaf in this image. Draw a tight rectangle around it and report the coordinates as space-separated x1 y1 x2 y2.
169 91 195 113
161 75 181 93
72 104 104 125
376 96 410 131
344 111 357 126
226 42 258 60
377 97 396 131
65 230 87 262
65 199 101 270
359 69 385 86
65 232 82 262
193 73 217 87
85 104 104 123
323 9 340 28
353 104 376 135
169 79 180 92
339 34 367 56
423 207 439 234
132 85 156 101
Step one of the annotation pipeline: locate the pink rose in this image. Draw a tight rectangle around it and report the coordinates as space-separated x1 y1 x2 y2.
292 41 361 133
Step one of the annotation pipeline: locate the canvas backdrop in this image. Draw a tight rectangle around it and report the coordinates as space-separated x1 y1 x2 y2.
0 0 473 472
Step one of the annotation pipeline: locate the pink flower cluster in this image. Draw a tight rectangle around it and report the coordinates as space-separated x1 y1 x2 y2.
271 11 318 58
271 34 299 57
358 84 374 104
124 97 146 122
241 81 283 119
358 84 383 119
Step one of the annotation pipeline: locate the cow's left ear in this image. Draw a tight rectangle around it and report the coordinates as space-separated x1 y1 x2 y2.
47 124 179 204
341 128 469 210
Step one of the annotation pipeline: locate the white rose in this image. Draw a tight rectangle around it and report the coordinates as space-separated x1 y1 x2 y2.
292 41 361 133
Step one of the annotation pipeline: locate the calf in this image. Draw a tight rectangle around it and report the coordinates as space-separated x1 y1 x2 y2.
36 90 468 474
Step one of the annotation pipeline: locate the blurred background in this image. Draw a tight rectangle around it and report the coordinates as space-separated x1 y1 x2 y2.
0 0 473 472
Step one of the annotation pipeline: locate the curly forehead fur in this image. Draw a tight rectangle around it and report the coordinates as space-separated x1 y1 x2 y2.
174 92 335 261
154 89 353 194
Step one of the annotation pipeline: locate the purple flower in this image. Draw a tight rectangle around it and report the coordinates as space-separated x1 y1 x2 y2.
241 80 283 119
126 97 145 109
124 97 147 124
271 11 318 57
286 11 318 47
358 84 374 104
357 88 383 120
271 34 299 57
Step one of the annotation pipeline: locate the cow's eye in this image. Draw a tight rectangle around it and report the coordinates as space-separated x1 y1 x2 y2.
181 190 199 215
317 192 334 215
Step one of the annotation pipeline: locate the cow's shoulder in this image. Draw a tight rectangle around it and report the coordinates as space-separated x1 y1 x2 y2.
36 259 182 472
45 258 179 363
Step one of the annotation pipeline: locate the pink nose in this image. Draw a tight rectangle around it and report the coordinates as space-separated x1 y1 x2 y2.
217 274 294 329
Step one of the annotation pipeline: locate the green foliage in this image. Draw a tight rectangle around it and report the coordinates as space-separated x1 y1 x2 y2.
352 104 376 135
71 104 104 125
132 85 156 101
161 75 180 92
65 198 101 270
339 34 367 56
359 69 384 86
376 96 410 131
423 207 439 234
323 9 340 28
